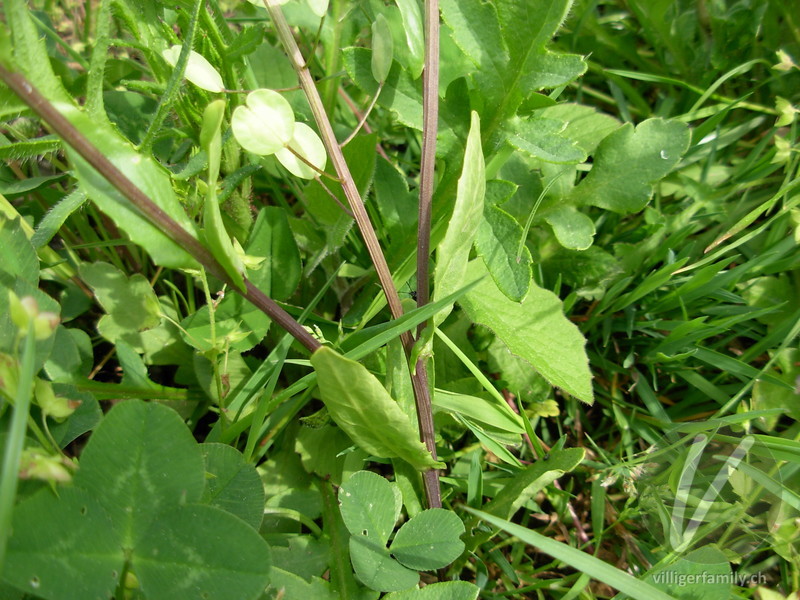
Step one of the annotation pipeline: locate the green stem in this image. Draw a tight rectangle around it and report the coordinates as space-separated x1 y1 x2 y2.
0 326 36 572
415 0 440 316
140 0 205 153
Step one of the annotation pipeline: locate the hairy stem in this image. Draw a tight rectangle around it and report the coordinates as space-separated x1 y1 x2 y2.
0 64 321 354
266 1 441 507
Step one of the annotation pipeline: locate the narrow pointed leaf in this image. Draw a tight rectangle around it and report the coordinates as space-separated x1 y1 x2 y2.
434 111 485 326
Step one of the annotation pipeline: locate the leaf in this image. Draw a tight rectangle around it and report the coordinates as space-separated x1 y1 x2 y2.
304 132 377 253
339 470 402 545
275 122 327 179
200 443 265 530
247 206 302 301
162 45 224 92
349 536 419 593
494 0 586 92
342 48 422 130
395 0 424 79
266 568 338 600
464 508 679 600
0 215 38 285
383 581 480 600
231 89 295 156
133 504 272 600
2 487 124 600
433 389 525 433
482 448 585 519
505 117 587 164
30 189 87 249
569 118 691 214
60 104 200 269
310 347 443 470
390 509 465 570
372 14 394 83
434 111 485 326
459 260 593 403
80 261 161 344
73 400 205 548
49 384 102 448
474 204 532 302
544 204 596 250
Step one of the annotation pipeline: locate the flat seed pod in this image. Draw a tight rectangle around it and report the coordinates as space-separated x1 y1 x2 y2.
275 122 327 179
162 45 224 93
231 89 295 156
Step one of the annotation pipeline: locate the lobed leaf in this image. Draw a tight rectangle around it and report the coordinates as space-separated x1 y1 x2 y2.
569 118 691 214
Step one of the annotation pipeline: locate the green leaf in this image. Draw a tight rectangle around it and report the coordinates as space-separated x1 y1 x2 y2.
390 509 465 570
0 215 38 285
30 189 87 249
433 389 525 433
61 105 200 269
310 347 443 470
464 508 678 600
49 384 102 448
2 487 124 600
248 206 302 301
339 470 402 545
395 0 424 79
434 111 485 326
133 504 272 600
231 89 295 156
342 48 422 131
474 203 532 302
200 443 265 530
372 14 394 83
80 262 161 344
350 536 419 593
482 448 585 519
494 0 586 92
505 117 587 164
569 118 691 214
544 205 596 250
459 260 593 403
304 133 377 253
73 400 205 548
646 548 732 600
383 581 479 600
266 568 338 600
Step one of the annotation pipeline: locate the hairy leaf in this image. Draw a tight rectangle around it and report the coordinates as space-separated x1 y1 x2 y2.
459 260 593 403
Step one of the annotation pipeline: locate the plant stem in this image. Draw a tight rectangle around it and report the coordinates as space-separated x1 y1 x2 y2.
0 326 36 573
266 1 441 507
416 0 440 316
0 63 322 355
